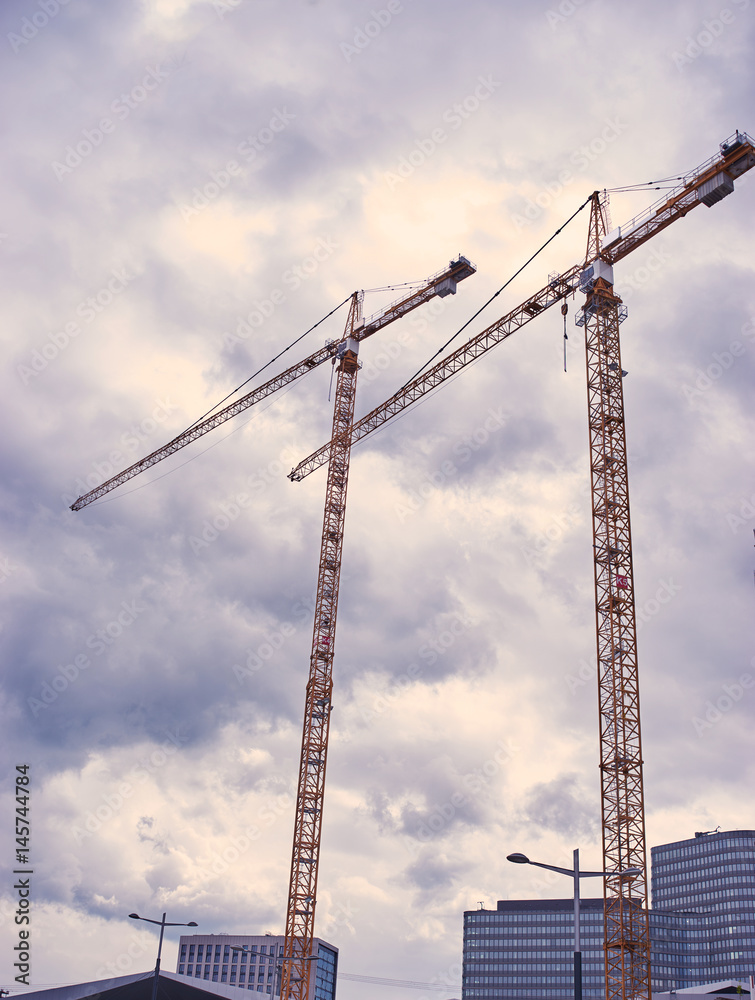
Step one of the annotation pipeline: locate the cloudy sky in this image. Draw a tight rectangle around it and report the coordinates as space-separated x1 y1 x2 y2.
1 0 754 997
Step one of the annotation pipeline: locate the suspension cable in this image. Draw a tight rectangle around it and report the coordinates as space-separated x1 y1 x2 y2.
399 194 593 389
186 295 352 431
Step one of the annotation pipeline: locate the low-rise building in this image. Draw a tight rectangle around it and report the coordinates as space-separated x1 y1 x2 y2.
175 934 337 1000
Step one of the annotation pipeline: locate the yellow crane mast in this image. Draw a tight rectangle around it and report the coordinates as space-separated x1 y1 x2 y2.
279 294 362 1000
288 131 755 1000
69 255 477 1000
580 191 649 1000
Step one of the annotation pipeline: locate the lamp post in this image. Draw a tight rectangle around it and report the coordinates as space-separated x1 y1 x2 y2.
230 946 318 998
506 850 641 1000
128 912 198 1000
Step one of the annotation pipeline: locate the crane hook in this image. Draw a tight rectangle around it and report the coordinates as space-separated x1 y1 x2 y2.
561 302 568 372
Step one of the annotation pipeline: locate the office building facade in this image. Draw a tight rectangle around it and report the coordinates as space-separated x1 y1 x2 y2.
176 934 338 1000
651 829 755 982
462 830 755 1000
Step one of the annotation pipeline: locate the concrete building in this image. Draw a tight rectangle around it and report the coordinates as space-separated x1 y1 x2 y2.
462 830 755 1000
175 934 337 1000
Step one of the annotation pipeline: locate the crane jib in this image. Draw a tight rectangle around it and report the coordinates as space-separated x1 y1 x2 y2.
289 132 755 482
69 256 477 511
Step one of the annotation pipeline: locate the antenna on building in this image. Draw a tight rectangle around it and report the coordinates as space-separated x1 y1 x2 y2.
477 901 485 910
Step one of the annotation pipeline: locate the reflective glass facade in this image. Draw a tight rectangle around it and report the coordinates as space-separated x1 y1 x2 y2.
462 830 755 1000
314 945 338 1000
463 898 607 1000
176 934 338 1000
651 829 755 983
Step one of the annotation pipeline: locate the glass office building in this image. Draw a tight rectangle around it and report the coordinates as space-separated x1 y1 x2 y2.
463 898 607 1000
651 829 755 983
176 934 338 1000
462 830 755 1000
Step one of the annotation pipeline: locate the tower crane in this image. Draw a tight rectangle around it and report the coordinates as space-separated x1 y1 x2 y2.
69 256 476 512
69 255 477 1000
287 131 755 1000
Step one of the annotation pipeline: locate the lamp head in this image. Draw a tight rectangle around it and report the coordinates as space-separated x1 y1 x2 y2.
187 922 198 927
128 913 140 919
506 853 530 864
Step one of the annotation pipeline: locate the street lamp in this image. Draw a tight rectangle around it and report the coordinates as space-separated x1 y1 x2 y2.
229 947 318 997
129 911 198 1000
506 850 641 1000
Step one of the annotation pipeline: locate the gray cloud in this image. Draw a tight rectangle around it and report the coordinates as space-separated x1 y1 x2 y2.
0 0 753 988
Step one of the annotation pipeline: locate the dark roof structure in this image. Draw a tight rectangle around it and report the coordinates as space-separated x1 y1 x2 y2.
22 971 248 1000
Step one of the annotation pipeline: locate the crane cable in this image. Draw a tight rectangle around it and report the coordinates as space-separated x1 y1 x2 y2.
562 300 569 372
80 298 352 510
186 294 352 432
338 972 460 991
399 193 593 390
